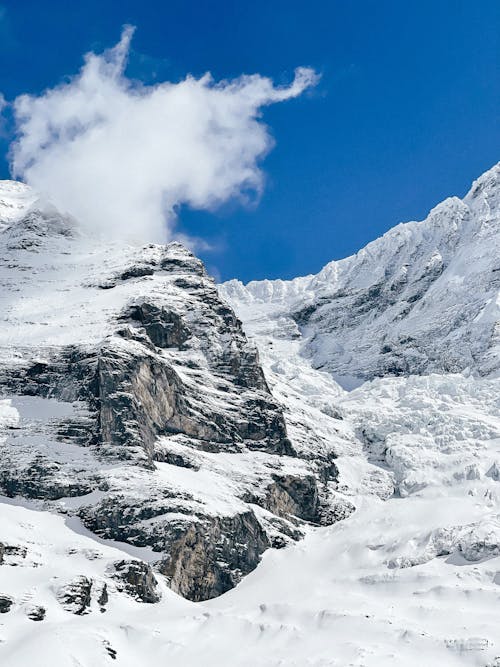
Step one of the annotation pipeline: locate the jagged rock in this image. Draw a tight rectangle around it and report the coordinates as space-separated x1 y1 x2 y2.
57 576 93 615
97 316 293 464
486 462 500 481
26 605 46 621
103 641 118 660
153 442 200 469
0 595 13 613
262 474 319 523
0 346 99 404
319 497 356 523
459 523 500 562
97 582 109 612
158 510 269 601
128 301 191 348
0 543 27 565
80 496 271 602
97 338 182 466
78 493 193 551
0 455 94 500
111 560 160 603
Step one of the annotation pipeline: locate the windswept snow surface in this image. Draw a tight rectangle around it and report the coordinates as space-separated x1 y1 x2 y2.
1 165 500 666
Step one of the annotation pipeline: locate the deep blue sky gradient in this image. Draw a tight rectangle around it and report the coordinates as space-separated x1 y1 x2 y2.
0 0 498 281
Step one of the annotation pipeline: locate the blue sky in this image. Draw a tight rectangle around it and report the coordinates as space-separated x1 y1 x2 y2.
1 0 498 282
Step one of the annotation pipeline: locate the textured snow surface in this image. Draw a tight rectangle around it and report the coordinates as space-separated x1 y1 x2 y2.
1 166 500 666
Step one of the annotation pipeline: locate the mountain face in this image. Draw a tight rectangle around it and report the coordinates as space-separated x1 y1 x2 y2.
0 184 347 604
0 166 499 666
222 164 500 385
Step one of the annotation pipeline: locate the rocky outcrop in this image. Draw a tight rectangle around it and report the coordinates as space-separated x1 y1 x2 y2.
158 511 269 601
26 605 46 621
0 595 13 613
262 474 319 523
79 497 270 601
128 302 191 349
0 543 27 565
0 454 95 500
97 332 292 465
110 560 160 603
57 576 93 615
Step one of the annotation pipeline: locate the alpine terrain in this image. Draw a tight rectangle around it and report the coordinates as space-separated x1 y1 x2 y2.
0 163 499 666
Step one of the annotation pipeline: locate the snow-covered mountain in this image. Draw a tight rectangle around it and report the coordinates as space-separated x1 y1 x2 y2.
1 165 499 666
223 163 500 385
0 186 350 604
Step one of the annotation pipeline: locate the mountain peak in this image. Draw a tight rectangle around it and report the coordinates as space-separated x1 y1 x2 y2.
0 180 37 228
223 163 500 382
465 161 500 201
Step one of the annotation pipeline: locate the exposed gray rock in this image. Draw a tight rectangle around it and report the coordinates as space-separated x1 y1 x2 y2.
128 301 191 349
459 534 500 562
158 510 269 601
77 492 195 552
97 582 109 612
79 497 270 601
57 576 93 615
319 497 356 523
0 454 94 500
486 462 500 482
0 595 13 613
26 605 46 621
262 474 319 523
0 543 27 565
110 560 160 603
103 641 118 660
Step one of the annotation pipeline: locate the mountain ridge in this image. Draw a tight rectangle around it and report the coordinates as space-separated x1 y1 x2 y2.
222 162 500 385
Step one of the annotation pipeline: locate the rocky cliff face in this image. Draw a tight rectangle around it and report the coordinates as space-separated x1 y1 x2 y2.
0 187 340 601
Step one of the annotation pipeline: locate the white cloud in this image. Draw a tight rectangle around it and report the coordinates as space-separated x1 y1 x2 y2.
10 27 318 243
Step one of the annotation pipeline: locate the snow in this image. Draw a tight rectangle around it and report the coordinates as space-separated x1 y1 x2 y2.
222 163 500 381
2 378 499 666
2 371 500 666
1 165 500 665
0 181 37 230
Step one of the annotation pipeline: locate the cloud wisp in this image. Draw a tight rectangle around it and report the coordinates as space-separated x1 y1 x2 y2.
9 26 318 244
